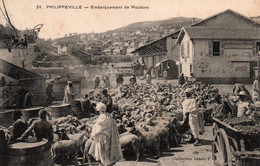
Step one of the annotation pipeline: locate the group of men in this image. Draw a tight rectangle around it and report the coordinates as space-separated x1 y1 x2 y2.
8 109 53 145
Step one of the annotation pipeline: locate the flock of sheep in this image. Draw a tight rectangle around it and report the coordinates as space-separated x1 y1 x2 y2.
50 82 220 165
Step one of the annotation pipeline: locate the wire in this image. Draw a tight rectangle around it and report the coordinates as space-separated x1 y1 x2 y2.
2 0 18 38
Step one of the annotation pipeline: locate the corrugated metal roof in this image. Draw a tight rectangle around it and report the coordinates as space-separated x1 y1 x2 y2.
184 27 260 40
132 30 180 54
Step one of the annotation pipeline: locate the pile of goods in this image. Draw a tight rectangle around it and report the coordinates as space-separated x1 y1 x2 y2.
223 116 260 135
223 117 256 126
233 125 260 135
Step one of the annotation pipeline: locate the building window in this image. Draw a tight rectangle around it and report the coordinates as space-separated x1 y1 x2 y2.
179 63 182 74
257 42 260 54
181 44 184 57
187 42 190 57
190 64 193 73
213 41 220 56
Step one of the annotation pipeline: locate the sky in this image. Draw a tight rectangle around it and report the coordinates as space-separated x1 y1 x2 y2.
0 0 259 39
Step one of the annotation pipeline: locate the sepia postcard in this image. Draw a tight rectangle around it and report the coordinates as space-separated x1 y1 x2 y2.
0 0 260 166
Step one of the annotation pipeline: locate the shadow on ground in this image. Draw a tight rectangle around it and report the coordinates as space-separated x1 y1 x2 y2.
200 139 213 145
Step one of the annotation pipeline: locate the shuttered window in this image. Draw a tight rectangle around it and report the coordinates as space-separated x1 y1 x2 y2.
257 42 260 55
213 41 220 56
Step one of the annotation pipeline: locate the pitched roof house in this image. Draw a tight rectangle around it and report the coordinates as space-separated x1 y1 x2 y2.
177 9 260 84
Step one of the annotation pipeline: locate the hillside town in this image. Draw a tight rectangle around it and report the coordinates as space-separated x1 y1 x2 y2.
0 1 260 165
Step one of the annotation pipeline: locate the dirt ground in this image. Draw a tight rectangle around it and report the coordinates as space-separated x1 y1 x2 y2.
116 126 214 166
112 78 215 166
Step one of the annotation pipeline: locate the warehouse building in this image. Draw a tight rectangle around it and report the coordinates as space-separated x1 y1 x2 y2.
132 30 180 79
177 9 260 84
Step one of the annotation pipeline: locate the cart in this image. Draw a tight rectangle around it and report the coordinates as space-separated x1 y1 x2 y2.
212 117 260 166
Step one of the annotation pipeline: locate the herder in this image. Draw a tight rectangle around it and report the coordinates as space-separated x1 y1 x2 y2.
94 77 100 89
46 80 54 105
101 89 113 113
179 73 185 85
18 109 53 143
63 81 75 104
252 76 259 102
103 76 110 88
237 91 252 117
85 102 123 166
163 69 168 83
130 73 137 85
116 74 124 85
181 88 200 146
146 73 151 84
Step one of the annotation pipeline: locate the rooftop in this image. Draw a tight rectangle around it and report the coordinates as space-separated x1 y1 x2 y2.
178 27 260 42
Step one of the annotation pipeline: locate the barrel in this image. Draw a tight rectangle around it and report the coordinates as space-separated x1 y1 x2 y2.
50 104 71 119
0 130 7 155
7 138 53 166
71 99 84 119
21 107 44 121
0 130 8 165
0 109 14 127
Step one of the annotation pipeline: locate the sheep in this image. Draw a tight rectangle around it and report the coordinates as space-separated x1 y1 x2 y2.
129 124 160 158
119 133 140 161
117 124 127 134
51 131 87 165
155 117 179 147
149 125 170 151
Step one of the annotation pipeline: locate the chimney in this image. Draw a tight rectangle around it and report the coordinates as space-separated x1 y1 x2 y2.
192 18 195 24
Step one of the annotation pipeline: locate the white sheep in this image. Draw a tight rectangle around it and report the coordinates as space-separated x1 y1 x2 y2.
51 131 87 165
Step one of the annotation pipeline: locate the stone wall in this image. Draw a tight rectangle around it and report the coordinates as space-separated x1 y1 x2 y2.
193 39 258 83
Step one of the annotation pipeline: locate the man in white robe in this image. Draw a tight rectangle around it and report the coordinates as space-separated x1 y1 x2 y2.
87 102 123 166
182 88 201 146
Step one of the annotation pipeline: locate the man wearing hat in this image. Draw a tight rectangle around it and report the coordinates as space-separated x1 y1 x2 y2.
18 109 53 143
237 91 252 117
252 76 259 102
211 94 232 120
181 88 201 145
46 80 54 105
163 69 168 83
101 89 113 113
63 81 75 104
86 102 123 166
130 73 137 85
